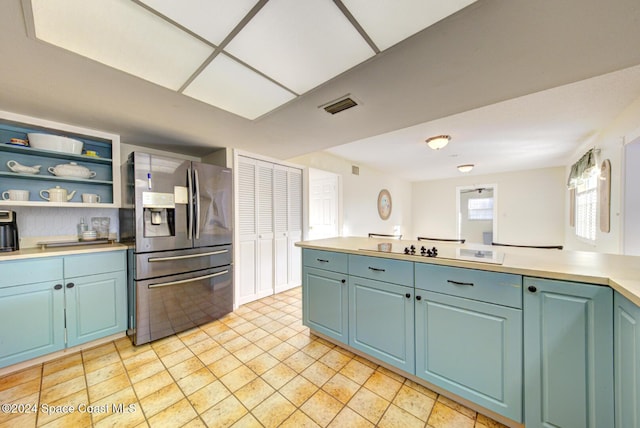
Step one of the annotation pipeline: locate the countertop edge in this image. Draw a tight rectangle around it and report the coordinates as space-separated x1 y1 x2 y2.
0 243 128 260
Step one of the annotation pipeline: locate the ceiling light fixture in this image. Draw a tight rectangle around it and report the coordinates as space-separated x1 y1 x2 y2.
426 135 450 150
457 164 474 173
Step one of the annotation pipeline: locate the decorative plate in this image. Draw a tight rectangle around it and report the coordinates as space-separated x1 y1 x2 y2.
377 189 392 220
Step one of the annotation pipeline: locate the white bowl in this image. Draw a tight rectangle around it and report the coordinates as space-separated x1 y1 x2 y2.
27 133 84 155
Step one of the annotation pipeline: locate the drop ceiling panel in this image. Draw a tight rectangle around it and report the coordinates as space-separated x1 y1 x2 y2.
224 0 375 94
139 0 260 45
31 0 213 91
342 0 478 50
183 53 296 120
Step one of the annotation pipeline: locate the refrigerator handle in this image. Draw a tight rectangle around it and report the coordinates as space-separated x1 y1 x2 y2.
187 167 193 239
194 168 201 239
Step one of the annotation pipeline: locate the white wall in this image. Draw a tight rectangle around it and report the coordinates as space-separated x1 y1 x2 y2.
288 151 413 239
564 93 640 254
624 139 640 255
412 167 566 246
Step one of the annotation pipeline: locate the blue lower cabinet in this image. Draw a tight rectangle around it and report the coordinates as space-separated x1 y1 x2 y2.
614 292 640 428
0 281 65 367
348 276 414 374
303 267 349 344
415 290 522 421
524 277 613 428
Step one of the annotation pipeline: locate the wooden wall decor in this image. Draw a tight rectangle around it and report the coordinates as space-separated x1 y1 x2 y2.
599 159 611 233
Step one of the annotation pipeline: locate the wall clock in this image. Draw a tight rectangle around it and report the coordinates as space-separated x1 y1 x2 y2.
377 189 392 220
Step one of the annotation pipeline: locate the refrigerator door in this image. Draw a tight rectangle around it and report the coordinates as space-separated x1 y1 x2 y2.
134 153 192 252
193 162 233 247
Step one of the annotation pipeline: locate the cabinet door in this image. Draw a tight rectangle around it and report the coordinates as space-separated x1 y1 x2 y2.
614 292 640 428
415 291 522 421
303 267 348 343
524 278 613 428
65 271 127 347
349 276 414 373
0 281 65 368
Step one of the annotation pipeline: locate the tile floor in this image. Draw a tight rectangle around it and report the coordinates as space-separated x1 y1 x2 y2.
0 287 508 428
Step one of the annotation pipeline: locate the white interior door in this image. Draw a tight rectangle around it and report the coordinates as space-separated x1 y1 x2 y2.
257 161 274 297
309 171 339 240
237 158 257 303
274 166 289 291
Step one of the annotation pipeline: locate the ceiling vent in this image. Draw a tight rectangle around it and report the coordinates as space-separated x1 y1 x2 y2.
322 96 358 114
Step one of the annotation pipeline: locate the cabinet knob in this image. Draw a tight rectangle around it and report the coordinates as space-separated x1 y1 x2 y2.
416 295 422 301
54 284 62 290
527 285 537 293
66 282 75 289
341 279 346 284
405 293 411 299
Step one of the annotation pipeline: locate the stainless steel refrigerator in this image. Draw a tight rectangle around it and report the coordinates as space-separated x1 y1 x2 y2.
120 152 233 345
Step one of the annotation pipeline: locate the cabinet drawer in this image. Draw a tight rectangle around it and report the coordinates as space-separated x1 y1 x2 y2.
415 263 522 309
349 255 413 286
0 257 63 288
303 249 348 274
64 251 126 278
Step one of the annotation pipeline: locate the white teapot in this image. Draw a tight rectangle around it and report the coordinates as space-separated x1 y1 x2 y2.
40 186 77 202
48 162 96 179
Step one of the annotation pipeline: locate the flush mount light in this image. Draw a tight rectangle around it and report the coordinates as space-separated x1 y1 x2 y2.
457 164 474 173
426 135 451 150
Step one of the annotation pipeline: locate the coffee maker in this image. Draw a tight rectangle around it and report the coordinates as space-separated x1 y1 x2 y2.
0 210 19 252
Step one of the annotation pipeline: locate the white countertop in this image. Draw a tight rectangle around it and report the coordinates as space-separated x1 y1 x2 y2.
297 237 640 307
0 242 128 260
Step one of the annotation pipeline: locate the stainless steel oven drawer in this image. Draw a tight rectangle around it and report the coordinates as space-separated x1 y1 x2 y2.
135 245 232 280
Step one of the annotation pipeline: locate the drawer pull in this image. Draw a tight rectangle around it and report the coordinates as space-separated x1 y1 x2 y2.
368 267 386 272
316 258 329 263
447 279 474 287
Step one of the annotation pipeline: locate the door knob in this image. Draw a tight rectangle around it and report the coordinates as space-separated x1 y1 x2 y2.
527 285 537 293
54 284 62 290
66 282 75 289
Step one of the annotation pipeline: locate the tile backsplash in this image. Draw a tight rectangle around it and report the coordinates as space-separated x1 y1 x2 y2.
10 207 119 247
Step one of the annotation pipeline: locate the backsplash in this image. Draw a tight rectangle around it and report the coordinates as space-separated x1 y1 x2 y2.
10 206 119 247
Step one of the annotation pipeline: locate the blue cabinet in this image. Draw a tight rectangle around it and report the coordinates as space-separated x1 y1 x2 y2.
614 292 640 428
302 266 349 343
0 250 127 368
524 277 613 428
348 276 415 373
415 264 523 422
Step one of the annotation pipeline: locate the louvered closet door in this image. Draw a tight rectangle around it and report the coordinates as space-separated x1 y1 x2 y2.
256 160 274 296
274 165 289 291
288 168 303 287
238 158 258 303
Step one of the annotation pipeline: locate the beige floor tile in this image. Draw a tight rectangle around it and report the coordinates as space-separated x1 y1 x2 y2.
231 321 257 335
89 386 138 424
82 342 118 362
223 336 251 353
0 365 41 392
182 417 207 428
115 337 151 360
321 373 360 404
347 387 391 424
243 327 269 342
254 334 283 352
208 354 242 378
428 401 475 428
132 370 174 400
339 359 375 385
0 392 38 425
0 411 37 428
160 347 195 368
302 341 333 359
283 350 316 373
353 355 378 369
40 375 86 403
272 326 298 342
286 332 314 349
245 352 280 376
37 389 89 426
85 361 126 387
139 382 185 418
378 404 427 428
300 389 343 427
233 377 276 410
126 359 166 384
197 344 230 366
280 409 322 428
328 407 375 428
437 395 477 419
187 337 218 356
233 343 264 363
211 329 240 345
202 321 230 337
200 395 247 427
261 362 297 390
39 406 92 428
93 402 145 428
41 363 84 390
279 375 318 407
83 351 122 376
147 397 198 428
122 349 159 372
230 413 263 428
404 379 438 399
42 353 83 376
252 392 296 428
318 349 352 372
268 342 298 361
219 365 257 392
176 367 217 396
261 320 286 334
179 328 211 347
188 380 231 414
376 365 407 383
0 378 41 403
152 336 188 358
87 373 132 402
168 356 205 382
393 384 436 421
363 370 403 401
301 361 337 387
476 413 509 428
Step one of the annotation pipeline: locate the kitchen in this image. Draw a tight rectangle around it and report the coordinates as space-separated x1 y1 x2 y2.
1 0 640 427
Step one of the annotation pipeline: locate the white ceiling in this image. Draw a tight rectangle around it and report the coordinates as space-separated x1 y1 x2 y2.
1 0 640 182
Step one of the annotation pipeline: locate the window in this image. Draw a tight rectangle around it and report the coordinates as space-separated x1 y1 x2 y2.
468 197 493 220
575 174 597 240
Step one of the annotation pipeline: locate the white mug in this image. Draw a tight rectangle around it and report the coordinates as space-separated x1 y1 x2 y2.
2 189 29 201
82 193 101 203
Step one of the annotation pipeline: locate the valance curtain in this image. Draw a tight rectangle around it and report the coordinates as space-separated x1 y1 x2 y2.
567 148 597 188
